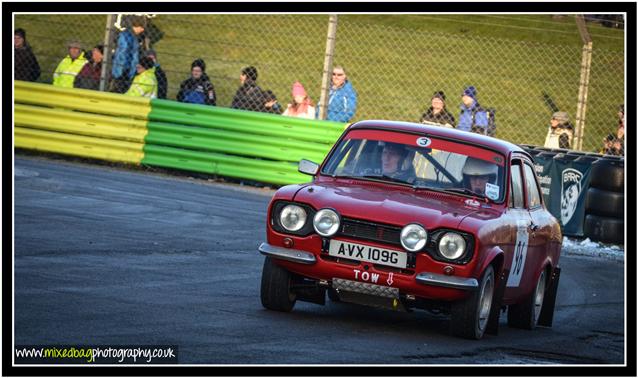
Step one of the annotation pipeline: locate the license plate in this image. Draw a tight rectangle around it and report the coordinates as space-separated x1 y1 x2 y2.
328 240 407 269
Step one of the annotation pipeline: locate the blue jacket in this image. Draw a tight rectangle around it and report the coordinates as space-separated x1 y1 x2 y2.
316 80 358 122
111 30 139 80
457 101 488 132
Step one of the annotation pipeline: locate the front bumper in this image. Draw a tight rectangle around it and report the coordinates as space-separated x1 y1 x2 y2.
258 242 316 264
259 242 478 293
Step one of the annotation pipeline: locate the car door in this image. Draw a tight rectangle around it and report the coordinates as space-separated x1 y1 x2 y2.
517 160 550 297
502 159 533 302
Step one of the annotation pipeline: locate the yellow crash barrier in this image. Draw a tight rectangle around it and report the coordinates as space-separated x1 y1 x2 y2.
14 81 151 119
14 104 148 143
15 127 145 164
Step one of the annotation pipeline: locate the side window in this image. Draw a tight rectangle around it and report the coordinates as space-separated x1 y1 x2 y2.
523 163 542 208
510 162 525 208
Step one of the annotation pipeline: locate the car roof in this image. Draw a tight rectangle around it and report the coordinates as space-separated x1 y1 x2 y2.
348 120 528 157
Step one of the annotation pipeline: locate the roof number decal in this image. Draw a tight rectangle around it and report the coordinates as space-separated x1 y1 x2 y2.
416 137 431 147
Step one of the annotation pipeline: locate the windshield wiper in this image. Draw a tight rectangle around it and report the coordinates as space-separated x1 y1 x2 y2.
443 187 487 199
359 174 412 185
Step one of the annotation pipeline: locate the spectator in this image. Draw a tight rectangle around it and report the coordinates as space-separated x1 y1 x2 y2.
602 104 625 156
600 133 616 155
14 28 40 82
52 40 87 88
74 44 104 90
231 66 266 112
124 56 157 98
543 111 574 149
457 85 488 134
176 58 216 106
262 90 283 114
420 91 455 127
110 15 145 93
316 65 358 122
145 49 168 99
283 81 316 119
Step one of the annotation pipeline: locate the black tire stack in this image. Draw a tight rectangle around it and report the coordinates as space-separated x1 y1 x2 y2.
583 157 625 244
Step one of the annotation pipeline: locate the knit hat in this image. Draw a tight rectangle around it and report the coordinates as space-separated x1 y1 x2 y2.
191 58 206 72
242 66 258 82
67 39 82 49
292 81 306 97
15 28 26 39
432 90 446 102
139 56 155 69
552 111 570 124
462 85 477 100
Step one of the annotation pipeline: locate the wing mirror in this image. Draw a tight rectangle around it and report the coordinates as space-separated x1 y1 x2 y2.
298 159 319 176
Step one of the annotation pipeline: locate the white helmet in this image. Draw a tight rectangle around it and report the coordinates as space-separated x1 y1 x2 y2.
462 157 498 184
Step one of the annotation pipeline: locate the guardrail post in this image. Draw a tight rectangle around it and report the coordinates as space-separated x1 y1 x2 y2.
573 15 593 151
99 14 116 92
318 14 338 121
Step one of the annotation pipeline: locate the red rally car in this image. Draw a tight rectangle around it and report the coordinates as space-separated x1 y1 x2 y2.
259 120 563 339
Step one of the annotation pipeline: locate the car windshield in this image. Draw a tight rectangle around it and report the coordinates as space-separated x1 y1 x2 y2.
321 129 506 202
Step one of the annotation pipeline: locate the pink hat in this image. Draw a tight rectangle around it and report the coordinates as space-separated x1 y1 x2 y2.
292 81 306 97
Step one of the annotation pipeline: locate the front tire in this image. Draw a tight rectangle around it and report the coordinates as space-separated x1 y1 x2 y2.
450 265 495 339
260 257 296 312
508 269 546 329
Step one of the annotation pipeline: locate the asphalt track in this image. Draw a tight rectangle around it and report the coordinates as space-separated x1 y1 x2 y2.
14 155 625 365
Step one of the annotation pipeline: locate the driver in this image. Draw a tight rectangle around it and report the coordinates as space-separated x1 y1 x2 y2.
381 142 415 182
461 157 498 196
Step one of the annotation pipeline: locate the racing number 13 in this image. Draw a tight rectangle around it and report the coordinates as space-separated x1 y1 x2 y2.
506 221 530 288
512 240 526 276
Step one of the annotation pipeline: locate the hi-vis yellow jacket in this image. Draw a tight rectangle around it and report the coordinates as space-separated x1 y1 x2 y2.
125 67 158 99
52 52 87 88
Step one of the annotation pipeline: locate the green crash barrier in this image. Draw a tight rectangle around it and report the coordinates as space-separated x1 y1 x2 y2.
149 99 346 144
15 104 148 142
15 127 145 164
13 82 346 186
15 81 151 119
142 144 311 185
146 122 330 163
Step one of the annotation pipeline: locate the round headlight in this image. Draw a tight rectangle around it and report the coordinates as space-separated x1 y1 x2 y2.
313 209 340 236
279 204 307 231
438 232 467 260
400 223 427 252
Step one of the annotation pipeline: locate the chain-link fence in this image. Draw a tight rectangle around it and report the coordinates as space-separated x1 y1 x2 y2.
13 14 625 154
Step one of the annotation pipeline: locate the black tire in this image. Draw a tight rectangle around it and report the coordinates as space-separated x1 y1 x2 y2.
507 269 547 329
260 257 296 312
584 214 624 244
450 265 495 340
589 159 624 192
327 288 341 302
585 188 624 218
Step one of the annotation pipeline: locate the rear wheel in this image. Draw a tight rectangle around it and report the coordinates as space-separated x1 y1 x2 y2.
508 269 546 329
450 265 495 339
260 257 296 312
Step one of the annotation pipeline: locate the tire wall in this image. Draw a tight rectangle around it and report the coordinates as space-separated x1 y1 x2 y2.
521 146 624 244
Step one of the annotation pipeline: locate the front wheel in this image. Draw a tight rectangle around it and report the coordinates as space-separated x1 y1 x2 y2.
260 257 296 312
508 269 546 329
450 265 495 339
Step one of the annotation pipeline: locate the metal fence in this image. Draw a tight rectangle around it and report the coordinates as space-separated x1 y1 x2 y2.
13 14 625 153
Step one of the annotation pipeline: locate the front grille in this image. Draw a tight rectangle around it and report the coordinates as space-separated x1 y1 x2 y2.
340 218 402 246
